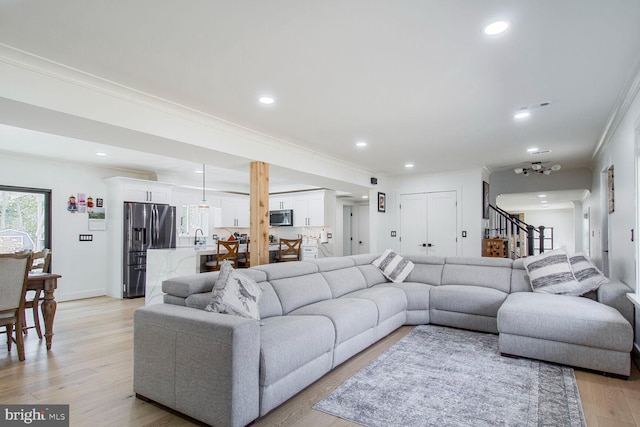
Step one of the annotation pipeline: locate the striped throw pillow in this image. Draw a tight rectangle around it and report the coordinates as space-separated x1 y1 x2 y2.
372 249 414 283
565 253 609 296
523 248 580 294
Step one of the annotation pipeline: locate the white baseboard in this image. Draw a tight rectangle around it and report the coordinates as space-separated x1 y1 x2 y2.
55 289 107 302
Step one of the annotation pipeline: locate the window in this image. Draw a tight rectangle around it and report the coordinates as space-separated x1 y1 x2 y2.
0 185 51 253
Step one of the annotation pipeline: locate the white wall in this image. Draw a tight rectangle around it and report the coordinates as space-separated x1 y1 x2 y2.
590 76 640 360
521 208 575 253
0 152 148 301
376 168 484 256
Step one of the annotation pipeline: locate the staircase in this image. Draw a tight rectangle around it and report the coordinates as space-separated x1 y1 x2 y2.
486 205 553 259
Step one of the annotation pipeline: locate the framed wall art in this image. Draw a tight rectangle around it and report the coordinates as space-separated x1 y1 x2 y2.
378 192 386 212
608 165 614 214
482 181 490 219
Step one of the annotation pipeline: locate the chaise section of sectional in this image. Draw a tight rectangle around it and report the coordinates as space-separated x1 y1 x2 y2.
497 292 633 377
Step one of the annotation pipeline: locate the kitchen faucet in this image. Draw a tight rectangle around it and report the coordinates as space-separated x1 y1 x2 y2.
194 228 204 245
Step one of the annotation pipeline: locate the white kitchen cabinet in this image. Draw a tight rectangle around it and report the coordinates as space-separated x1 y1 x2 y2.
292 190 333 227
122 180 172 203
269 194 294 211
221 194 249 227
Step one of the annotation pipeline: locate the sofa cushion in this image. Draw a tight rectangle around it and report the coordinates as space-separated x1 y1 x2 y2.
566 253 609 296
375 282 432 312
372 249 414 283
321 266 367 298
205 263 263 320
356 264 389 287
498 292 633 352
259 315 335 387
290 298 378 344
510 259 531 293
523 248 580 294
430 285 508 318
442 257 512 293
343 287 407 323
403 255 445 285
268 273 332 314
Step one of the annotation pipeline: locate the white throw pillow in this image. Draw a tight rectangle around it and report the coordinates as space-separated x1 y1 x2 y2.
523 248 580 294
372 249 414 283
205 261 263 320
565 252 609 296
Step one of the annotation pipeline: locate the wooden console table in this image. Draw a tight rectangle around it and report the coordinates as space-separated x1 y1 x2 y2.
482 238 508 258
27 272 61 350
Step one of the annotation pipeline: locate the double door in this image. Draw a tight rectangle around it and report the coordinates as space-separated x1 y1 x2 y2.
400 191 458 257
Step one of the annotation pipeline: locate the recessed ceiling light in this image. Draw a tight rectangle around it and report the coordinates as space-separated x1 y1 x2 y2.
514 111 530 120
405 163 414 168
541 200 548 203
195 170 203 174
527 147 539 153
538 194 546 198
356 141 367 148
258 96 275 105
95 152 107 157
483 20 510 36
362 195 369 199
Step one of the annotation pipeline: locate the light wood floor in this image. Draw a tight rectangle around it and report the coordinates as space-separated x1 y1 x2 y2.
1 297 638 427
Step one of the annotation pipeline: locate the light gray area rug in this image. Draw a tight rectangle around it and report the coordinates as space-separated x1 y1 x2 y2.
314 325 585 427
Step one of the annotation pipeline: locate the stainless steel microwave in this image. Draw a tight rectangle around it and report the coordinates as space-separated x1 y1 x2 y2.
269 209 293 226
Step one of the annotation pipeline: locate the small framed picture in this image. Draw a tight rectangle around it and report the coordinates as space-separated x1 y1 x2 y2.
378 192 386 212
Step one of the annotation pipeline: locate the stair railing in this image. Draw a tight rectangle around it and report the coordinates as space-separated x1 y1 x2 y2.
487 204 552 258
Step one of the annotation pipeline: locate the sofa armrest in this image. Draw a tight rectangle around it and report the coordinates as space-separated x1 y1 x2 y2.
598 280 634 325
134 304 260 427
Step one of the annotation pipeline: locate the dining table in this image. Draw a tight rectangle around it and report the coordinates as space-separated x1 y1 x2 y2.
27 272 61 350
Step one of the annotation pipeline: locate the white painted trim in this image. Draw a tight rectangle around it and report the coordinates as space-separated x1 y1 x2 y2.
627 293 640 308
592 50 640 159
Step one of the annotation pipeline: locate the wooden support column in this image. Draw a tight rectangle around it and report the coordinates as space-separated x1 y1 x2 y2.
250 161 270 266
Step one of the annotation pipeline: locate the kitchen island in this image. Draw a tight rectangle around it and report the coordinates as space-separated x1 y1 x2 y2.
145 244 280 305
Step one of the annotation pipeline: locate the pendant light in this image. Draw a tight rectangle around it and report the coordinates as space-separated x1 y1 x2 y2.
199 163 209 209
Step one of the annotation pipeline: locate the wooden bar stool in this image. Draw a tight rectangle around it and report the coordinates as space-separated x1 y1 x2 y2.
204 240 240 271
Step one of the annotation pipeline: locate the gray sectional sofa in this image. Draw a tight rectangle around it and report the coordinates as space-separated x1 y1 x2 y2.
133 254 634 427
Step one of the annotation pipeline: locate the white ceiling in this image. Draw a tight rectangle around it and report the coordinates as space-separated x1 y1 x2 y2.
1 1 640 198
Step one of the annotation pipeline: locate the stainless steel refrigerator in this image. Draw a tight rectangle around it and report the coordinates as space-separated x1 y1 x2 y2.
123 202 176 298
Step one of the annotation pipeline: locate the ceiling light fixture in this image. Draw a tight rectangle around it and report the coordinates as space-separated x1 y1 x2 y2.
95 152 107 157
356 141 367 148
405 163 414 168
258 96 275 105
514 111 530 120
483 20 510 36
526 147 539 153
199 164 209 209
362 195 369 199
514 162 561 176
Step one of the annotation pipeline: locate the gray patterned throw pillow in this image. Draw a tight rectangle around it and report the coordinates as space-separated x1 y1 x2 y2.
565 253 609 296
523 248 580 294
372 249 414 283
205 261 263 320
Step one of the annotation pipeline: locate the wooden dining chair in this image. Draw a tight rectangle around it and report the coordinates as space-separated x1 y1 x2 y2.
237 239 250 268
23 249 51 338
275 238 302 262
204 240 240 271
0 251 32 361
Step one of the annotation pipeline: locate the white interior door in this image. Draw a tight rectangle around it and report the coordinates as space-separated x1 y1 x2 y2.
400 193 428 255
427 191 458 256
343 206 352 256
400 191 457 256
357 204 370 254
